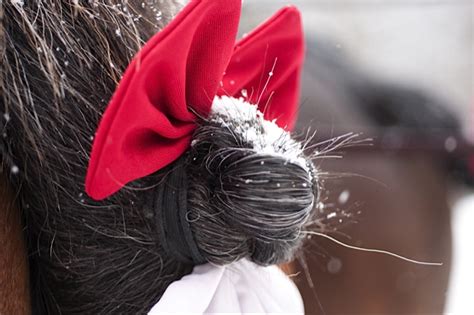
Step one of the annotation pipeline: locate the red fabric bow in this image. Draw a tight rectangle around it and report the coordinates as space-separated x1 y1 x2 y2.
86 0 305 200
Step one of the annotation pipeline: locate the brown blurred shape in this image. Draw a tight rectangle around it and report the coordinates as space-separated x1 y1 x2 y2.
0 172 30 314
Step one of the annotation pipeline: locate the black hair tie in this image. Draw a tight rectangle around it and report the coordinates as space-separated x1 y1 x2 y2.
152 158 206 265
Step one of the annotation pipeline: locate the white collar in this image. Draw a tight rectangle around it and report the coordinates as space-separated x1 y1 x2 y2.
148 259 304 314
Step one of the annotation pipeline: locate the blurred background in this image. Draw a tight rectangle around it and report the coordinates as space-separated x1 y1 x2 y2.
239 0 472 314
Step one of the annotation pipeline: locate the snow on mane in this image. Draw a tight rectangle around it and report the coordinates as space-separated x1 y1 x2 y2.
209 96 310 172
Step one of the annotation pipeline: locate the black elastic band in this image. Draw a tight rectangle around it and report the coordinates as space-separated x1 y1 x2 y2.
153 159 206 265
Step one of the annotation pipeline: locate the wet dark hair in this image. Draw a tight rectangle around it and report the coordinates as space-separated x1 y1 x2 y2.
1 1 318 313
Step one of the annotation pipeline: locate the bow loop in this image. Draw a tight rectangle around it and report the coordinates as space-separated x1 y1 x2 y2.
86 0 241 200
218 6 304 130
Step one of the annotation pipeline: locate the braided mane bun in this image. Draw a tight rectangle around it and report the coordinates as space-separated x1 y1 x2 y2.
185 96 317 265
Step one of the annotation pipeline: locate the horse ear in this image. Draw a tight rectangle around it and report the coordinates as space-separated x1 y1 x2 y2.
218 6 305 130
86 0 241 200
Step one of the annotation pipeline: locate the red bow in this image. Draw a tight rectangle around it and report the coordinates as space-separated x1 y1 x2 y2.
86 0 305 200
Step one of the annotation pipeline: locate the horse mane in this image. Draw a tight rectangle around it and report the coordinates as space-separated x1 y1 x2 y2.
2 1 184 313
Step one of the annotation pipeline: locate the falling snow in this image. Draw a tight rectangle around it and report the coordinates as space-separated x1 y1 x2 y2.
326 212 336 219
327 257 343 274
11 165 20 174
444 136 457 152
338 189 350 204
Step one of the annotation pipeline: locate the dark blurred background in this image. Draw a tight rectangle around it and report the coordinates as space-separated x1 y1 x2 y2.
239 0 472 314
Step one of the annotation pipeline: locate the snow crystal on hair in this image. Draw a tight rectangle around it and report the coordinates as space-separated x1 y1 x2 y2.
209 96 310 173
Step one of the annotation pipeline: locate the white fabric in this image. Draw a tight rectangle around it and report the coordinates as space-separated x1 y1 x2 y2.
148 259 304 314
